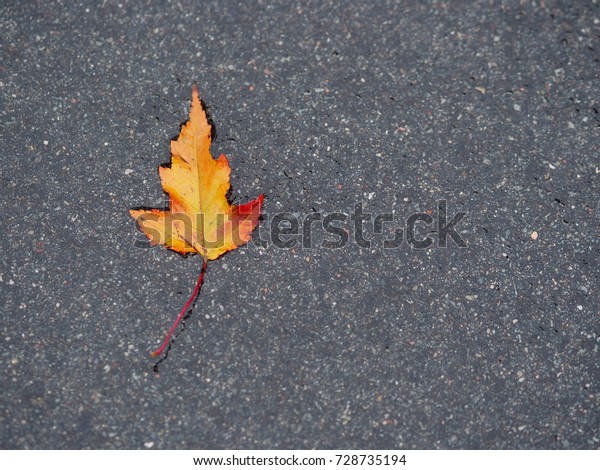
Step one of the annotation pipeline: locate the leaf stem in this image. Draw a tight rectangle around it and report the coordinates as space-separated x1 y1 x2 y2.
151 257 208 358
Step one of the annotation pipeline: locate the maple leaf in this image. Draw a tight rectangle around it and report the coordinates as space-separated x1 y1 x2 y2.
130 84 263 358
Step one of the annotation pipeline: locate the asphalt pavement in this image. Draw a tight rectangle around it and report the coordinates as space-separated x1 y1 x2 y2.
1 1 598 449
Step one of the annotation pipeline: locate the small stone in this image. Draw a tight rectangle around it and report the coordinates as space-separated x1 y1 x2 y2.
124 169 134 175
531 231 538 241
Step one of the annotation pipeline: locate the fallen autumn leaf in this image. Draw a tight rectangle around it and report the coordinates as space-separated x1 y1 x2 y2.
130 84 263 358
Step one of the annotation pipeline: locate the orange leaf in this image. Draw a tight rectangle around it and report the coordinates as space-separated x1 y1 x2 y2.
130 85 263 358
130 84 263 260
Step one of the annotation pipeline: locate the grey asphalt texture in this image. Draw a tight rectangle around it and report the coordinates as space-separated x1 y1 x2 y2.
1 0 599 450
